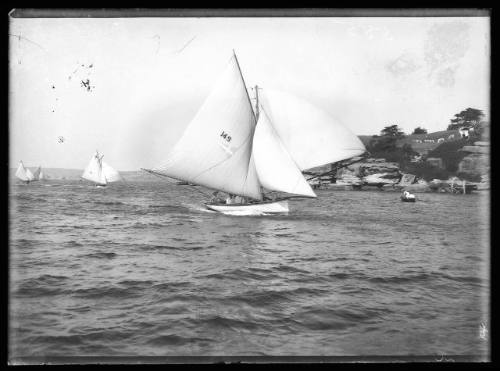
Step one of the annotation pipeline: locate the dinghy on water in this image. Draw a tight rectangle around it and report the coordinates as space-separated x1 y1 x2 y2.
401 190 416 202
15 161 35 184
143 51 366 215
81 150 122 187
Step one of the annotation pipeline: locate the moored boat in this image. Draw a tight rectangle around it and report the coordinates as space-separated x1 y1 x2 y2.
401 190 416 202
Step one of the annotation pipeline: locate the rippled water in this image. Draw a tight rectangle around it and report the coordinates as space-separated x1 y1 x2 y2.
9 180 490 360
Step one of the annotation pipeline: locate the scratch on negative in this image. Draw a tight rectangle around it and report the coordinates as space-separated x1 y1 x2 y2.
9 33 46 51
174 36 197 54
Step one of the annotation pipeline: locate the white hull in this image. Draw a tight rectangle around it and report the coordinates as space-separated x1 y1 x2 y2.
205 200 289 215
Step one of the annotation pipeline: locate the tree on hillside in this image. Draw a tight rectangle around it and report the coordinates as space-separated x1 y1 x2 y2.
367 124 405 153
447 108 484 130
412 127 428 135
380 125 405 138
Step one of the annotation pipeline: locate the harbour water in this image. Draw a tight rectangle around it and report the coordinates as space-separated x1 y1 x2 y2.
9 180 490 360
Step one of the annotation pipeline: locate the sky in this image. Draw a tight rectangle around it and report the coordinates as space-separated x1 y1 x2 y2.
9 15 490 171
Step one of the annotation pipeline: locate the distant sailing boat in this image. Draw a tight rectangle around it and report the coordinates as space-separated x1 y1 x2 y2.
32 166 44 181
81 150 122 187
15 161 35 184
144 52 366 215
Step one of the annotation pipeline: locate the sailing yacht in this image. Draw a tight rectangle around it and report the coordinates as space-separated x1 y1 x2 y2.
81 150 122 187
145 52 366 215
15 161 35 184
32 166 44 181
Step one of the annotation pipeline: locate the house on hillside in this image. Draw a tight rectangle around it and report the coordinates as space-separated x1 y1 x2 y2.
458 127 473 138
426 157 444 169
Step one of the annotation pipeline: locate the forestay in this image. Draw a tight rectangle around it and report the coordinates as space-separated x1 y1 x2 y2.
259 89 366 171
152 55 262 200
253 109 316 198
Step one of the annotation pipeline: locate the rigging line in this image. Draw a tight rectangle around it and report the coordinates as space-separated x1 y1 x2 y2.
141 168 212 198
304 152 369 181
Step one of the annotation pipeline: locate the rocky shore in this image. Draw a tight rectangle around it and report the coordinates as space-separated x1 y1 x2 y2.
309 158 489 194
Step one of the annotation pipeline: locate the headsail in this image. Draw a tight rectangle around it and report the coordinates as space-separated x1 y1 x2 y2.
152 54 262 200
259 89 366 170
253 109 316 198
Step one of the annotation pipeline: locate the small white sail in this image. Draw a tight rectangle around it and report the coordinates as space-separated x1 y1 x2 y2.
253 109 316 198
152 54 262 200
25 168 35 181
15 161 29 181
260 89 366 170
82 153 107 185
32 166 42 181
39 170 44 180
102 161 122 183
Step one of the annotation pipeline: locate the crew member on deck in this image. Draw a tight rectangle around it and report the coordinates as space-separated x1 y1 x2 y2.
226 194 235 204
210 191 223 204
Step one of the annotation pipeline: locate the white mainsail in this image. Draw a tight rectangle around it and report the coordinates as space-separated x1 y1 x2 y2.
15 161 32 182
253 109 316 198
152 54 262 200
259 89 366 171
82 153 106 185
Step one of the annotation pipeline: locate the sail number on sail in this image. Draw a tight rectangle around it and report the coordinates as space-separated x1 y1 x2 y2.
220 131 232 142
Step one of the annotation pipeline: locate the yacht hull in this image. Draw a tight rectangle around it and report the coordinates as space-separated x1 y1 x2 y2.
205 200 289 215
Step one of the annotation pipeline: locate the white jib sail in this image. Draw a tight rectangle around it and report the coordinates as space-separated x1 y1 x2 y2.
82 154 107 185
152 54 262 200
260 90 366 170
253 109 317 198
15 162 29 181
102 161 122 183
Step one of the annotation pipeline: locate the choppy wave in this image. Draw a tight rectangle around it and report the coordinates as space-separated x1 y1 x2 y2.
8 180 490 358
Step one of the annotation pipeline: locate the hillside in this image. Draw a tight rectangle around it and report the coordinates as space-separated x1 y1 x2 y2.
359 129 464 155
